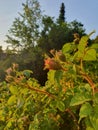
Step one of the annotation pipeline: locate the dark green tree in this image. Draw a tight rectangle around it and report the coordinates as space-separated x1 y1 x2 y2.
69 20 86 36
38 16 55 52
58 2 65 23
38 18 85 53
16 47 47 85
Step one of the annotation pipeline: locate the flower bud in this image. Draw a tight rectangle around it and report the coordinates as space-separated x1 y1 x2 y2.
12 63 19 70
5 75 14 82
44 58 62 70
50 49 56 56
5 67 13 75
73 33 80 44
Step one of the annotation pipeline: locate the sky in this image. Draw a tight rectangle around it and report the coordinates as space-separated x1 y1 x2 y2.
0 0 98 49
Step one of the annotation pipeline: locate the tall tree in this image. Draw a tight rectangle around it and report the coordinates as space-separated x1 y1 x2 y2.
6 0 42 50
58 2 65 23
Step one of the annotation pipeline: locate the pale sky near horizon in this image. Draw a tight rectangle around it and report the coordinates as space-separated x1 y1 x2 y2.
0 0 98 49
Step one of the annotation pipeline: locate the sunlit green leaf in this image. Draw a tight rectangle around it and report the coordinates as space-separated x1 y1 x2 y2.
83 49 96 61
7 95 17 105
9 85 18 95
54 70 63 84
90 43 98 49
78 35 89 52
73 51 83 60
50 100 57 109
57 101 65 112
23 70 33 78
70 93 92 106
94 105 98 114
29 123 34 130
86 127 94 130
47 70 55 82
89 114 98 130
62 43 71 54
0 110 5 121
94 93 98 104
6 121 12 128
79 102 92 122
17 97 24 108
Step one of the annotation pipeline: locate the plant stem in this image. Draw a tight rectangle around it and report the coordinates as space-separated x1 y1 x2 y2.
27 84 56 99
80 71 95 95
66 108 80 130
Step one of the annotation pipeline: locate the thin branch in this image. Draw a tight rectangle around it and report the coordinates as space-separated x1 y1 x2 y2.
66 108 80 130
26 84 56 99
80 71 95 95
13 77 56 99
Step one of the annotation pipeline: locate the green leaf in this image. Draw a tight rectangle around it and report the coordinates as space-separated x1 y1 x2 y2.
78 35 89 53
94 93 98 104
17 97 24 108
83 49 96 61
47 70 55 82
9 85 18 95
74 51 83 60
23 70 33 78
7 95 17 105
84 84 92 92
86 127 94 130
50 100 57 108
89 114 98 130
79 102 93 122
62 43 71 54
29 123 34 130
6 121 12 128
54 70 63 84
94 105 98 114
57 101 65 112
88 30 96 37
70 93 92 106
0 110 5 121
85 118 94 130
90 43 98 49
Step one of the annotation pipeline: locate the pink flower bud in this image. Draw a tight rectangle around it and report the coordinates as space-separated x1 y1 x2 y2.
5 67 13 75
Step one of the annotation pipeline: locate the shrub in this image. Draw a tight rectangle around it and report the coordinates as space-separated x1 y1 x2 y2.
0 31 98 130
